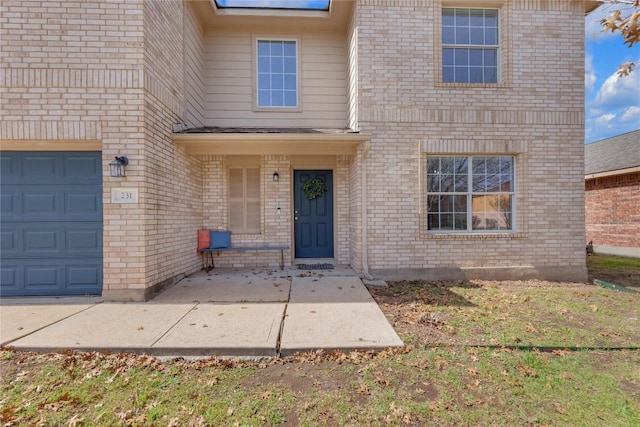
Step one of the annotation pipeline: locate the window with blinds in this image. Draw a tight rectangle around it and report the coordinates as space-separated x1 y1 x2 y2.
228 167 261 234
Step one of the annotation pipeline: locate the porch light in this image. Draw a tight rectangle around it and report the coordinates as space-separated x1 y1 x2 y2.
109 156 129 177
272 172 279 182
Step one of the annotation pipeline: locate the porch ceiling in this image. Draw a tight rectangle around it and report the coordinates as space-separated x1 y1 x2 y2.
173 130 370 155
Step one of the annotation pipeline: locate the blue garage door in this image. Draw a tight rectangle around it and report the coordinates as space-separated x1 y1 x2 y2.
1 151 103 296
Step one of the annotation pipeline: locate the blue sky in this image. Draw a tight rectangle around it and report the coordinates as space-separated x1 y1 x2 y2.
585 4 640 143
219 1 638 143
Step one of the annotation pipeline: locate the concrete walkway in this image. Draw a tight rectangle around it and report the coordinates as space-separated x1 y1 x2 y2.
0 268 403 358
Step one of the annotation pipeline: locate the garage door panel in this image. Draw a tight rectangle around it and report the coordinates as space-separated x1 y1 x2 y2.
2 257 102 296
65 192 101 218
64 155 102 183
0 151 102 296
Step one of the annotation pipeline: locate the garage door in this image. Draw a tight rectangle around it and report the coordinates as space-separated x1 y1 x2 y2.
1 151 103 296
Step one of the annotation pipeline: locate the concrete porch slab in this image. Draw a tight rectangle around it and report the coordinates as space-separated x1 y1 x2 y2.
152 303 285 357
279 276 404 356
150 270 291 303
8 303 195 353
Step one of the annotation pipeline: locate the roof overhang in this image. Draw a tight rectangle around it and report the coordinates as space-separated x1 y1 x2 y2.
585 166 640 180
173 132 370 155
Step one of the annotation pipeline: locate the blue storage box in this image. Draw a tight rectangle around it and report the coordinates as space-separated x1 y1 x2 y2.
210 230 231 249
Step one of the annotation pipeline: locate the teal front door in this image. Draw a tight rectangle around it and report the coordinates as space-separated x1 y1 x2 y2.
294 170 334 258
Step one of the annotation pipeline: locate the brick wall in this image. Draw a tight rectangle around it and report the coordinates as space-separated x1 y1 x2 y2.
585 172 640 248
352 0 587 281
1 0 204 300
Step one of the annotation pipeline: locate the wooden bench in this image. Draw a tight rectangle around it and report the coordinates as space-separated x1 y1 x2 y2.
197 229 288 270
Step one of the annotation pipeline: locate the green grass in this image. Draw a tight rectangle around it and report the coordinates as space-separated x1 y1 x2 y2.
2 280 640 426
588 254 640 270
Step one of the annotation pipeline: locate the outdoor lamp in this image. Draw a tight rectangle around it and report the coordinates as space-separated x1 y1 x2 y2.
109 156 129 177
273 172 279 182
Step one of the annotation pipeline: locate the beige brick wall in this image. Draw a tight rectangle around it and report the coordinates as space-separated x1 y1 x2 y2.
1 0 204 300
352 0 587 281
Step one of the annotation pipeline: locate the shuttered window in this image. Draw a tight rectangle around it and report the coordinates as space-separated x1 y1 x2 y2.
229 167 261 234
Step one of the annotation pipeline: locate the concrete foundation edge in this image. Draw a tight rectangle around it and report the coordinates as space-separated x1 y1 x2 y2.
593 245 640 259
101 273 187 302
371 265 589 283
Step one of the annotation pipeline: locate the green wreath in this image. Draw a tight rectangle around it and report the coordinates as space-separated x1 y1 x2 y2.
303 178 327 200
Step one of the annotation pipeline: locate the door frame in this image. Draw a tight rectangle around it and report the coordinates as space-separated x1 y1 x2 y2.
290 156 337 260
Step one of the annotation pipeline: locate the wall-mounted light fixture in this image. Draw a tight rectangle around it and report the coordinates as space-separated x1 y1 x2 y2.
272 172 279 182
109 156 129 177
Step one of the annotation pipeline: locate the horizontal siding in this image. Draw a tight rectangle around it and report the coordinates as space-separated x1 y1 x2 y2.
204 31 348 128
184 4 206 128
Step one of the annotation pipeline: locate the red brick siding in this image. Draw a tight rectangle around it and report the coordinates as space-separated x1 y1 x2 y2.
585 172 640 248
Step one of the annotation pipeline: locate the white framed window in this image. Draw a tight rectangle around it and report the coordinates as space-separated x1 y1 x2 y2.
426 156 514 232
229 167 261 234
442 8 499 84
256 39 298 109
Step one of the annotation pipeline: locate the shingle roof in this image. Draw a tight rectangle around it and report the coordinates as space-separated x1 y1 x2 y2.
585 130 640 175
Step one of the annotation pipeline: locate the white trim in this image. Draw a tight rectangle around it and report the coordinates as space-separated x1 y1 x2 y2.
585 166 640 180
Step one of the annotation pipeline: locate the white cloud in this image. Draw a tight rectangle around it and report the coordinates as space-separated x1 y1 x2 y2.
621 105 640 122
595 113 616 128
593 65 640 108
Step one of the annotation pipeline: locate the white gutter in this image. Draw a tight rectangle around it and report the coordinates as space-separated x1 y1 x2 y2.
361 141 373 281
585 166 640 180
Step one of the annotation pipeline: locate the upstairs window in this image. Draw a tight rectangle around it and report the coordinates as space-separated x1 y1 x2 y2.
256 39 298 108
442 8 499 84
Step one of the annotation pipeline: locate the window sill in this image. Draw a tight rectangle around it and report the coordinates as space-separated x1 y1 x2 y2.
435 82 509 89
253 106 302 113
424 232 527 240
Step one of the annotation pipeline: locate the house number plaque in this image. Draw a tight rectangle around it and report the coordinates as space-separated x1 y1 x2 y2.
111 188 139 204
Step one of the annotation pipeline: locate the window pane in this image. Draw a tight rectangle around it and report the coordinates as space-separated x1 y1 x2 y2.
455 9 469 26
455 27 470 44
484 49 497 65
271 41 283 56
454 67 468 83
272 90 284 106
485 28 498 45
271 74 283 90
443 48 454 65
485 67 497 84
469 49 483 66
443 66 455 82
442 8 455 25
443 27 455 45
484 9 498 26
258 57 270 73
470 27 484 45
258 73 270 89
284 90 297 107
284 74 296 90
469 9 484 26
257 41 270 55
271 57 283 73
258 90 270 107
284 57 296 73
283 41 296 56
469 66 483 83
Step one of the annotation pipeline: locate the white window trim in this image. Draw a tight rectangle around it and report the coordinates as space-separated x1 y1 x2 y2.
425 155 516 234
252 35 302 112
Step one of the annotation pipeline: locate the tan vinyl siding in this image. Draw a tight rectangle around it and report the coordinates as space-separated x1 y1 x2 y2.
184 3 206 128
204 31 348 128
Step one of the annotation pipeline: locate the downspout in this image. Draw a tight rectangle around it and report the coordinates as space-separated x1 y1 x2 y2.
361 141 374 280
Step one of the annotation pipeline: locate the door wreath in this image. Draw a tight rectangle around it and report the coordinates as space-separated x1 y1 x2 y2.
303 178 327 200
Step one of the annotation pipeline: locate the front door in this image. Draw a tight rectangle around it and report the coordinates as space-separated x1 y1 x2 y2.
294 170 334 258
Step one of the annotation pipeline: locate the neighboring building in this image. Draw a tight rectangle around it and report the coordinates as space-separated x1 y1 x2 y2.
0 0 598 300
585 130 640 258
